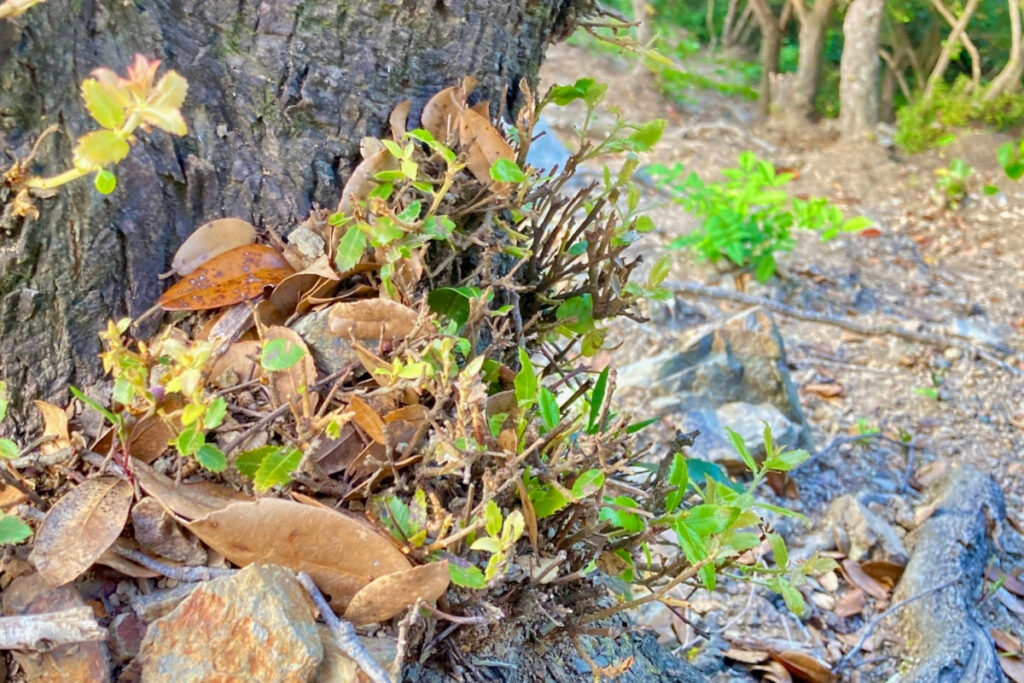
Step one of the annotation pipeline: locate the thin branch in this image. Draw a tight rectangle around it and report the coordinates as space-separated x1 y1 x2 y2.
832 572 962 673
0 608 106 650
110 544 236 582
665 281 1022 376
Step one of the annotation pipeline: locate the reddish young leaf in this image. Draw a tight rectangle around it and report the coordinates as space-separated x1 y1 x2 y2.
158 244 294 311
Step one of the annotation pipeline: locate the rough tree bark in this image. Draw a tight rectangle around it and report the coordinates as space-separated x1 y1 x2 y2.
838 0 885 138
0 0 583 430
788 0 837 119
748 0 784 112
923 0 982 100
984 0 1024 101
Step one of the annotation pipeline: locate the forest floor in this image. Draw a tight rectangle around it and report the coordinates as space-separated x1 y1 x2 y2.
540 42 1024 682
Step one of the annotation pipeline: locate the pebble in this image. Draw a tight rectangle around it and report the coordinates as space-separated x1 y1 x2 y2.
943 347 962 361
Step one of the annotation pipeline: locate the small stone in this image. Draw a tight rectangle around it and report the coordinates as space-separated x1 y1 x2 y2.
812 593 836 611
110 612 147 663
826 495 908 563
138 565 322 682
943 347 962 361
819 571 840 593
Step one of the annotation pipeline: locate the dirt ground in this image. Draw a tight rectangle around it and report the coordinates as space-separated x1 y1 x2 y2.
539 42 1024 681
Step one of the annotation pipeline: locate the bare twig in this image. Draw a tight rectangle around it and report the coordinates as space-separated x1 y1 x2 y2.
110 544 236 582
666 281 1022 375
295 571 392 683
832 572 962 673
0 608 106 650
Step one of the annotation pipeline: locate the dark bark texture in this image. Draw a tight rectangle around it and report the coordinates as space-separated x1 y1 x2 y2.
0 0 585 431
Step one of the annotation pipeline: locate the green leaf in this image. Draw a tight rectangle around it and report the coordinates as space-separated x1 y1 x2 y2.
449 563 487 589
599 496 644 533
571 469 605 499
776 577 806 617
514 349 538 408
801 553 839 576
427 287 479 328
81 79 126 129
94 169 117 195
587 367 610 434
204 396 228 430
398 200 422 222
647 255 672 289
0 515 32 545
538 388 559 432
555 294 594 334
626 119 666 151
755 502 808 523
725 427 757 473
195 443 227 473
70 386 119 426
174 427 204 457
0 439 18 460
253 446 301 492
470 536 502 554
0 381 7 422
841 216 873 232
235 445 278 479
763 448 810 472
673 518 714 590
754 253 776 282
261 338 305 371
484 500 502 538
489 159 526 183
335 225 367 272
181 402 205 427
767 532 788 568
141 71 189 135
74 130 131 169
665 453 688 510
549 78 607 107
527 476 569 519
423 215 455 240
112 378 134 406
626 417 659 434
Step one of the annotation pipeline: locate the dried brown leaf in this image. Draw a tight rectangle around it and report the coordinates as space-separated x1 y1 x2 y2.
338 149 398 216
389 100 411 140
752 660 794 683
803 382 843 398
860 559 905 588
349 396 387 445
344 561 449 625
1002 656 1024 683
262 326 319 410
834 588 866 617
327 298 420 340
133 459 251 520
421 80 473 146
127 414 175 464
270 255 340 317
186 498 410 610
771 650 838 683
723 649 771 664
458 106 515 193
208 339 261 389
158 244 294 311
841 559 890 600
33 401 70 454
171 218 257 277
992 628 1023 654
30 477 133 586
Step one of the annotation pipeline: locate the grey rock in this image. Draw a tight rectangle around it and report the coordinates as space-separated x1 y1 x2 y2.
291 307 377 376
679 402 798 468
138 565 322 682
826 494 908 564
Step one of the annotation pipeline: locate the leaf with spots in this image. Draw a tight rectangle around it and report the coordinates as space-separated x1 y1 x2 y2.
157 244 294 311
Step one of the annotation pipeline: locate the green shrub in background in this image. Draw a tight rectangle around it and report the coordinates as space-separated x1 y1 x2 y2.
896 78 1024 152
650 151 871 281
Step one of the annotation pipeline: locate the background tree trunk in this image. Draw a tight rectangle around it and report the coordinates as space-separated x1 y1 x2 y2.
789 0 837 118
0 0 583 430
838 0 885 138
984 0 1024 100
749 0 784 112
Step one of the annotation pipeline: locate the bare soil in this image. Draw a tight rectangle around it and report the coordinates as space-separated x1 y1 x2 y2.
540 42 1024 681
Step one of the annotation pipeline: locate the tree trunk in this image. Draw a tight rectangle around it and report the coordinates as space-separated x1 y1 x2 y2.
789 0 837 119
0 0 583 430
838 0 885 138
984 0 1024 101
923 0 982 99
749 0 783 112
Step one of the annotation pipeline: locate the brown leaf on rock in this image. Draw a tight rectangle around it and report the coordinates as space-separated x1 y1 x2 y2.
349 396 387 445
208 339 261 388
1001 656 1024 683
421 78 475 146
33 401 71 454
992 628 1023 654
803 382 843 398
344 561 450 625
158 244 295 311
834 588 866 617
752 660 794 683
328 298 420 340
171 218 257 277
860 559 905 588
841 559 890 600
772 650 838 683
262 326 319 410
30 477 133 586
133 459 251 520
186 497 410 610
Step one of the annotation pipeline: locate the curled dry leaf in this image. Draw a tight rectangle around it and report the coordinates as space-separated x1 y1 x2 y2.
803 382 843 398
841 559 890 600
338 149 398 216
349 395 387 445
1002 656 1024 683
421 78 476 146
992 628 1023 654
834 587 866 617
771 651 838 683
127 413 176 464
33 400 71 454
186 497 410 610
860 559 905 588
344 560 450 625
208 339 261 389
459 106 515 194
262 326 319 410
389 99 411 140
30 477 133 586
158 244 295 311
328 298 420 340
752 660 794 683
270 255 340 317
171 218 257 276
133 458 251 520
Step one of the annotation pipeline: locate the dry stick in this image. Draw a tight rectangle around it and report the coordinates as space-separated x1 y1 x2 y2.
832 572 962 674
111 544 236 582
0 608 107 650
295 572 392 683
666 281 1022 376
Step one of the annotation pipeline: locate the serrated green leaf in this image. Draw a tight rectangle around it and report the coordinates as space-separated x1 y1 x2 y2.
204 396 227 429
174 426 204 457
449 563 486 589
140 71 188 135
235 445 277 479
527 479 569 519
335 224 367 272
0 515 32 545
253 446 301 492
261 338 305 371
81 79 125 129
181 402 205 427
195 443 227 472
74 130 130 169
0 439 18 460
